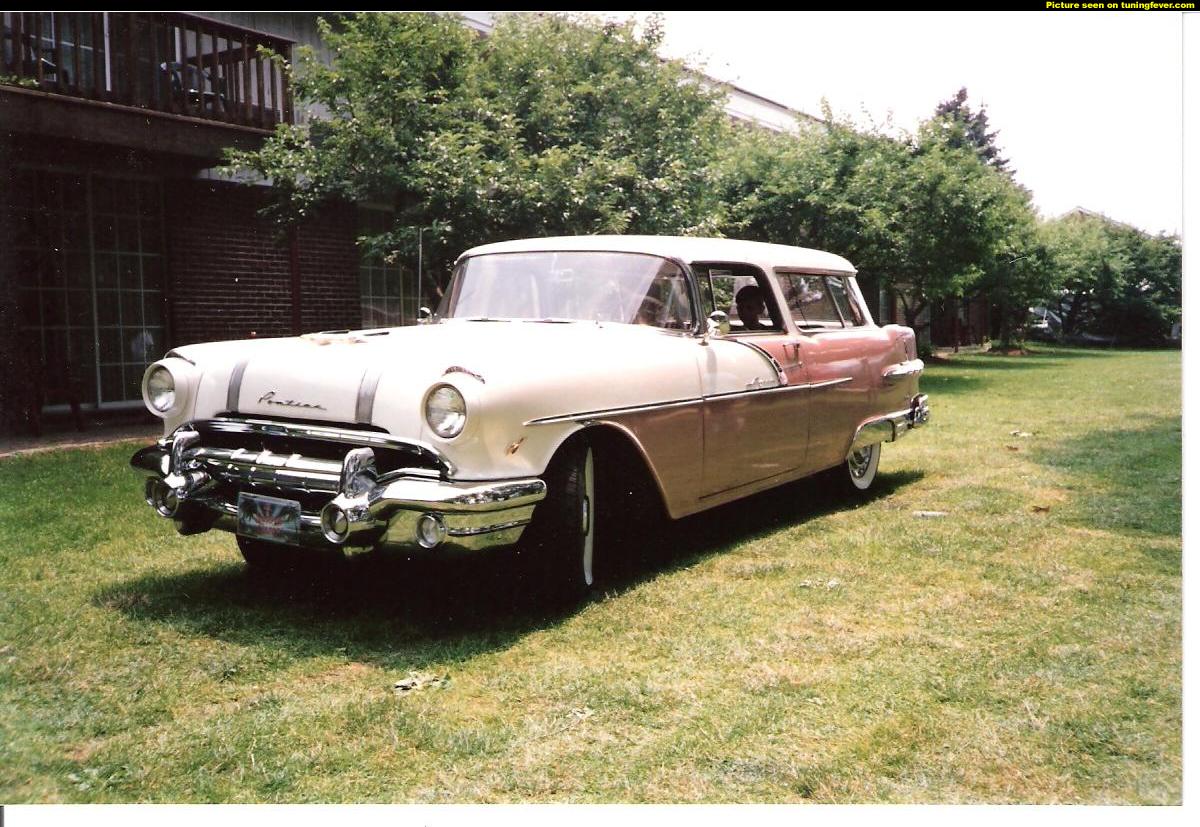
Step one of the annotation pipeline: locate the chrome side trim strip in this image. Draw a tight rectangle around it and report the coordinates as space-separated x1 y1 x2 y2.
525 378 855 425
732 340 788 386
526 397 701 425
226 359 250 412
806 377 854 390
355 364 385 423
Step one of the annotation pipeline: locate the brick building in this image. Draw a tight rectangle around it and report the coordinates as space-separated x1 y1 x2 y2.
0 13 417 433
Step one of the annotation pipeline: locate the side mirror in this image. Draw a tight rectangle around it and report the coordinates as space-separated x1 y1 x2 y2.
418 306 434 325
702 311 730 345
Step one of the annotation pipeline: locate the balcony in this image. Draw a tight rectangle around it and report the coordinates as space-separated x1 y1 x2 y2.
2 13 294 158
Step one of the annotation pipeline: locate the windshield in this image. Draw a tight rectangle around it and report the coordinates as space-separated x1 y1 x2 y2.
437 252 695 330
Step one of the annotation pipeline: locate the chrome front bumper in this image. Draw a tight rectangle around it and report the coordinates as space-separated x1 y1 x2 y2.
850 393 930 451
130 424 545 555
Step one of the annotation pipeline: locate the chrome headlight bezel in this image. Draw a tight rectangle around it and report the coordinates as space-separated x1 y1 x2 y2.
145 365 175 414
141 358 194 419
424 383 467 440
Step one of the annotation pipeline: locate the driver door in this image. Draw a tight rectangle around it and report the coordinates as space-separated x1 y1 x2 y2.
692 263 810 498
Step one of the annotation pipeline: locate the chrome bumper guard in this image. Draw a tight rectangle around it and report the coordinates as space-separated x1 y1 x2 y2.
850 393 930 451
131 426 546 554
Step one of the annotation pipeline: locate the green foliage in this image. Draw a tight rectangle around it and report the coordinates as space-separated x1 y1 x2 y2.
718 106 1031 336
226 12 728 287
932 87 1010 173
0 74 41 89
1042 211 1181 344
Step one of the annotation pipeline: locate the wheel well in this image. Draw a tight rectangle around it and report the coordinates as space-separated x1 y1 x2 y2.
551 424 669 523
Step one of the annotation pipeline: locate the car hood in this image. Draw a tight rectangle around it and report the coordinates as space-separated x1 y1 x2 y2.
171 320 708 438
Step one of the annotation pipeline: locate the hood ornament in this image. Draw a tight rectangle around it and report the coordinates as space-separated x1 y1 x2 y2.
257 391 326 411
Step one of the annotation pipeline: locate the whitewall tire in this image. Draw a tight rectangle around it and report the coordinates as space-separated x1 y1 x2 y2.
845 443 880 491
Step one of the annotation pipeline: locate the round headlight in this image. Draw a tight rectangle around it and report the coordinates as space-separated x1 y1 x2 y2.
424 384 466 439
146 365 176 413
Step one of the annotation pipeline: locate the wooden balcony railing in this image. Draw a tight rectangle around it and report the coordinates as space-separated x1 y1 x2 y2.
1 12 293 129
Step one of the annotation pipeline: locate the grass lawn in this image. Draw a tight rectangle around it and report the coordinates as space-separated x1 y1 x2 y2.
0 346 1181 803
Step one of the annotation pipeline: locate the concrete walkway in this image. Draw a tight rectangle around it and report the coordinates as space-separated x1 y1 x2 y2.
0 422 160 460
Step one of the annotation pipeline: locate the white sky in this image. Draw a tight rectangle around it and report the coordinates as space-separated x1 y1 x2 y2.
639 11 1183 237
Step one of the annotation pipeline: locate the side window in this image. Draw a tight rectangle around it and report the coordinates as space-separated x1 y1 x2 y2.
826 277 866 326
695 263 783 334
778 274 844 329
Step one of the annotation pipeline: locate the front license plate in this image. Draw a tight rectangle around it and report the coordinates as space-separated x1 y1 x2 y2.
237 492 301 545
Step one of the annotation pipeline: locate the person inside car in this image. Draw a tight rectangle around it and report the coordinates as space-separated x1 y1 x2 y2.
735 284 767 331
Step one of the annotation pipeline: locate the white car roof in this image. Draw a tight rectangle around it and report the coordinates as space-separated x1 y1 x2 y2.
459 235 857 276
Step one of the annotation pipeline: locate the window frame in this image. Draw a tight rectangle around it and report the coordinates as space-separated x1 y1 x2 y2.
692 260 786 336
773 268 868 332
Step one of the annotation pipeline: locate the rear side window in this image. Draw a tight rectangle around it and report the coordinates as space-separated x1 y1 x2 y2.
826 277 866 326
777 273 864 329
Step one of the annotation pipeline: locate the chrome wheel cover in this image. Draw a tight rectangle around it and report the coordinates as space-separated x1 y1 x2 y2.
848 445 874 479
581 447 595 586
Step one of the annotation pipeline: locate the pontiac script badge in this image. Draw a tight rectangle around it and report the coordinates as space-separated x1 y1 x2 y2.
257 391 327 411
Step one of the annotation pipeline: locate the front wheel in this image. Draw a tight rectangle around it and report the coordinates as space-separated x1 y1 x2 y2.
520 440 596 602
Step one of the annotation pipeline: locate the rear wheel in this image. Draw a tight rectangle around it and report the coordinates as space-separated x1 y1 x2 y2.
843 442 880 492
818 442 880 497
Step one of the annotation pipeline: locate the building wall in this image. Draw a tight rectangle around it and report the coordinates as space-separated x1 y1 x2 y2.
164 180 360 347
296 202 362 334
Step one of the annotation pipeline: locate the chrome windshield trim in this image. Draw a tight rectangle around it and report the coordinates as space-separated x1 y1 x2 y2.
185 417 455 475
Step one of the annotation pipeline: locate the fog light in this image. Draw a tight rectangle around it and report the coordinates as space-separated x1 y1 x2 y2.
416 513 446 549
149 480 180 518
321 503 351 544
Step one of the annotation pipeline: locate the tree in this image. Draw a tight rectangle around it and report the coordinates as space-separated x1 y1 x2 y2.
932 87 1010 174
1040 210 1180 344
718 109 1027 342
1040 211 1128 337
226 13 729 290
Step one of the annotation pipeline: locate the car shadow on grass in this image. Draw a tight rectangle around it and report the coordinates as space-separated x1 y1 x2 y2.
601 468 924 591
95 468 924 670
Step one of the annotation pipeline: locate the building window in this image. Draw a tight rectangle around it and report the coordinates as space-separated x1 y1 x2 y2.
5 167 164 408
358 209 426 328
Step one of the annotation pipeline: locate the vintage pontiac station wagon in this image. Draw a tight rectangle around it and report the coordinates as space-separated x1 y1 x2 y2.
132 236 929 596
